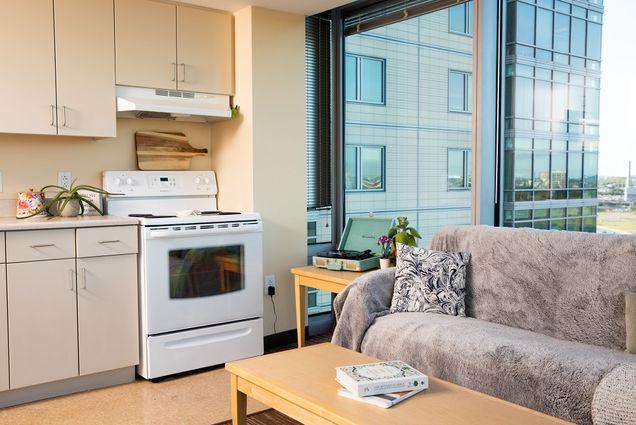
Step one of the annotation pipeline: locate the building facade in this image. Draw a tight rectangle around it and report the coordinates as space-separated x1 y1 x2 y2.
503 0 603 231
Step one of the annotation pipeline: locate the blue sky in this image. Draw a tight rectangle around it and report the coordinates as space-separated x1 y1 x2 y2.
598 0 636 177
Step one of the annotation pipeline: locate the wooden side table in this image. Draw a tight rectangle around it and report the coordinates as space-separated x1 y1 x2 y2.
290 266 368 348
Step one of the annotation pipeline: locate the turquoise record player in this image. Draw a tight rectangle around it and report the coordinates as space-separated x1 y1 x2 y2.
313 217 394 272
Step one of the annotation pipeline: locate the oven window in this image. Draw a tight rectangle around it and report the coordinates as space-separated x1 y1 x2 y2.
169 245 244 298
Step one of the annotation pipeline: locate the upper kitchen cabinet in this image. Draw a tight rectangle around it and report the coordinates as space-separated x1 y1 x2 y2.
55 0 116 137
0 0 116 137
0 0 57 135
115 0 234 95
177 6 233 95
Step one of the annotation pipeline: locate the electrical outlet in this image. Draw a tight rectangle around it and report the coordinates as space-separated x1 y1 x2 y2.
58 171 71 189
264 274 276 294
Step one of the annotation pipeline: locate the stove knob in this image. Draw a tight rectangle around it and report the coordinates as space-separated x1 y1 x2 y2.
204 177 211 184
113 177 122 185
194 177 202 184
125 177 134 185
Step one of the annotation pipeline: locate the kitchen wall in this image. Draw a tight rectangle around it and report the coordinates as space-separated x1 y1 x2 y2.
213 6 307 336
0 119 212 215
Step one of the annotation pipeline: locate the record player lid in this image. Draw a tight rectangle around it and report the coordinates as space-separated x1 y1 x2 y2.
338 217 394 255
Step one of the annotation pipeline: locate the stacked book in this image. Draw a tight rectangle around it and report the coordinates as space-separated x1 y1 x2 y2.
335 360 428 408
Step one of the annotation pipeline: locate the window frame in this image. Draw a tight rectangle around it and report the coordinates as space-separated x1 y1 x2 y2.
448 148 472 191
448 69 473 113
344 53 387 105
345 145 386 192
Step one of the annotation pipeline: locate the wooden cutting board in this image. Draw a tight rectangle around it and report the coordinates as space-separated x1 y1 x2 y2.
135 131 208 170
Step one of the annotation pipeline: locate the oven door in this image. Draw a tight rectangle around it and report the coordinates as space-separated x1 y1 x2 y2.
142 223 263 335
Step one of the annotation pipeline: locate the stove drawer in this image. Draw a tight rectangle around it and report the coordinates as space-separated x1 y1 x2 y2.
144 318 263 379
76 226 138 258
6 229 75 263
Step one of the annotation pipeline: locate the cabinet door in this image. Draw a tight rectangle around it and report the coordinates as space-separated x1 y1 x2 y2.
77 255 139 376
7 259 78 389
55 0 116 137
177 6 234 95
0 265 8 391
115 0 176 90
0 0 57 135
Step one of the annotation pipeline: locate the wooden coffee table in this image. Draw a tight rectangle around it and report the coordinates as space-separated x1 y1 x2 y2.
225 343 572 425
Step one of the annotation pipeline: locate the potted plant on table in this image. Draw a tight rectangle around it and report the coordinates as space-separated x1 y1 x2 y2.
17 179 116 219
377 235 393 269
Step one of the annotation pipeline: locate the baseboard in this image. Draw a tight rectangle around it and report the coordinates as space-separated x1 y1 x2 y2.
0 367 135 408
264 327 308 351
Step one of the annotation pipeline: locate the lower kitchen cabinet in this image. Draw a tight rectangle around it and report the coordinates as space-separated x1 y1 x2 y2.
77 254 139 376
7 259 79 389
0 262 8 392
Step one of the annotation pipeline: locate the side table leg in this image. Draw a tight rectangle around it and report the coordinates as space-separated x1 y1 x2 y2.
230 374 247 425
294 277 307 348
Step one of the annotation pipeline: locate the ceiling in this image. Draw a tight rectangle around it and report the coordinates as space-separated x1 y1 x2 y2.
177 0 355 15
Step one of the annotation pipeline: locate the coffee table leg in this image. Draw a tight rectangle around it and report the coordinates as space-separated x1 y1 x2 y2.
294 278 307 348
230 374 247 425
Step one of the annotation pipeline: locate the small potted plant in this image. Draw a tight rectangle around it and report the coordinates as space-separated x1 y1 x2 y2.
388 216 421 250
377 235 393 269
18 179 117 219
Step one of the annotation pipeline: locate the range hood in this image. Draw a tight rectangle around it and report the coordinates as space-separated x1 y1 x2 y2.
116 85 232 122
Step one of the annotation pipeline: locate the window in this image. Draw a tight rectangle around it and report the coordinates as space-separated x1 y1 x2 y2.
345 54 385 104
345 146 385 191
449 70 472 112
448 149 472 190
449 2 473 36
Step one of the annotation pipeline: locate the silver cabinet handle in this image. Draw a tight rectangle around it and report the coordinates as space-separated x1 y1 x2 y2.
81 267 87 290
30 243 55 248
171 62 176 82
49 105 56 126
98 240 121 244
61 106 67 127
68 269 75 292
179 63 185 82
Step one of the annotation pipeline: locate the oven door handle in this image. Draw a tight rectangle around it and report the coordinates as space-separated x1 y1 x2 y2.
146 226 261 239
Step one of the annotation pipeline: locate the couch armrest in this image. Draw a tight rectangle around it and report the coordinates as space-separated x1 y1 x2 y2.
592 363 636 425
332 267 395 352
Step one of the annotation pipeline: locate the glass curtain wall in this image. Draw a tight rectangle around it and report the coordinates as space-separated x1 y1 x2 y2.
344 2 474 244
503 0 603 231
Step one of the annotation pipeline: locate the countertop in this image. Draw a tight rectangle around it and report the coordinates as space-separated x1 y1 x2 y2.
0 215 139 231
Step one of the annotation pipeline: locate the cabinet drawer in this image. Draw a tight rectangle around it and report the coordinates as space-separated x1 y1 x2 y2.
76 226 138 258
6 229 75 263
0 233 5 263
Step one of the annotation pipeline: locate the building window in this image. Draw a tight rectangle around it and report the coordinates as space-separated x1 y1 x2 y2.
448 70 473 112
449 2 473 36
345 146 385 191
449 70 472 113
345 54 385 104
448 149 472 190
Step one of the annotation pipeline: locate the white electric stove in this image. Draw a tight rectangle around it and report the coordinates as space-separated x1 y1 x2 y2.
103 171 263 379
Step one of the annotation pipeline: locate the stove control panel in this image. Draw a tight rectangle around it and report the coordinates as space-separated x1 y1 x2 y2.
103 171 217 196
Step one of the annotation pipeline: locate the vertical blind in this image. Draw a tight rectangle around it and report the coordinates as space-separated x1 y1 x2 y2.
306 16 332 209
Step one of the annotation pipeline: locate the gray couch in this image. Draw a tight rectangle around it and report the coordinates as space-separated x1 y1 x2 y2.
332 225 636 424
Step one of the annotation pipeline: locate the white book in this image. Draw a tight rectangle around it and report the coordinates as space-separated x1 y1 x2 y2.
335 360 428 397
337 386 425 408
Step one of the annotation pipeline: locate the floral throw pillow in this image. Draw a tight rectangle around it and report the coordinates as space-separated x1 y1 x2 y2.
390 243 470 316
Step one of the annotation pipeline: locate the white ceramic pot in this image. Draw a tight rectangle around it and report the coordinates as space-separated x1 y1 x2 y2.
380 258 391 269
55 199 82 217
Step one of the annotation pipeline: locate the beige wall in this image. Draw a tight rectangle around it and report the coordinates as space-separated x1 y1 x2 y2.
213 6 306 336
0 119 212 201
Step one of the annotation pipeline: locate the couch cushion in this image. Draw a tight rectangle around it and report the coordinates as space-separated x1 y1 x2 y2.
429 226 636 350
390 243 470 316
360 312 636 424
